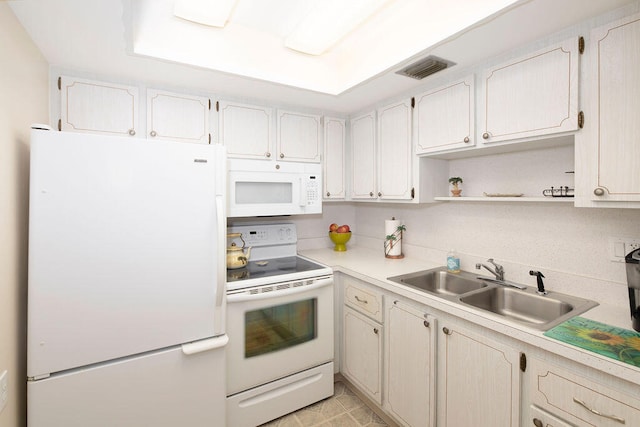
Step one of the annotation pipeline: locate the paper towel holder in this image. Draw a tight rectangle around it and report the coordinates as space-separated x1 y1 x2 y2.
384 217 405 259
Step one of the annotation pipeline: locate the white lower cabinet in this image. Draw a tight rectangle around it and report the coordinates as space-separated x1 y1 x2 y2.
338 275 639 427
384 299 436 427
439 322 521 427
529 405 574 427
342 305 382 404
529 358 640 427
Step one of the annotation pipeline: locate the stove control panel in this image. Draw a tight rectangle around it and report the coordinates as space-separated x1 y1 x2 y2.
227 223 298 260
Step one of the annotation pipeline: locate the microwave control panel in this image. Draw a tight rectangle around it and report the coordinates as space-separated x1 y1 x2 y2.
306 176 320 207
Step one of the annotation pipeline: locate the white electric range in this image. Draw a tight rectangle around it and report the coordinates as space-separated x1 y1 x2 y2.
225 223 334 427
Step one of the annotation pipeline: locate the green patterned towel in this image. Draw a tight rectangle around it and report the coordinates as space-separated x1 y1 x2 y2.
544 316 640 367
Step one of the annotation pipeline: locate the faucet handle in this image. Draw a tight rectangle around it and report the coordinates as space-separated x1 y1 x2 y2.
487 258 503 271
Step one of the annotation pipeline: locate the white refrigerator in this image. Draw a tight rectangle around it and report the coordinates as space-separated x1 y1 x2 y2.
26 128 228 426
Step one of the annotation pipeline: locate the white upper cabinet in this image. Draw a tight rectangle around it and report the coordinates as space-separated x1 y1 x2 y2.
377 99 413 200
479 37 580 144
323 117 346 199
276 110 322 163
580 12 640 204
218 101 273 159
415 76 475 155
350 111 377 199
59 76 139 137
147 89 210 144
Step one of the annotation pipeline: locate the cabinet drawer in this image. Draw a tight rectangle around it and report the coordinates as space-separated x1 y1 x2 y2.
529 405 573 427
343 277 383 322
530 359 640 426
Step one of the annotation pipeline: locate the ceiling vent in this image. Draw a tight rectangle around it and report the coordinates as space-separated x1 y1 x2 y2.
395 56 455 80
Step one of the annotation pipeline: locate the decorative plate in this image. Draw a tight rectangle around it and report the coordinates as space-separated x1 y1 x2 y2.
483 192 524 197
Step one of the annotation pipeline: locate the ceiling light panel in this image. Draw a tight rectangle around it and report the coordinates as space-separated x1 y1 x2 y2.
284 0 394 55
174 0 237 27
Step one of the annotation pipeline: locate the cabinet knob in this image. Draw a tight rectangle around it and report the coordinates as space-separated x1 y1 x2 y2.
442 327 452 335
326 192 330 197
150 130 157 137
128 129 136 136
593 187 606 196
482 132 489 140
280 153 284 159
369 192 374 197
378 192 382 197
423 320 430 328
373 328 379 335
463 136 470 143
532 418 543 427
266 152 271 158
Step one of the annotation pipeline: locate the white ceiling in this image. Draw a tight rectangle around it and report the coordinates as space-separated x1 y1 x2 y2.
7 0 636 114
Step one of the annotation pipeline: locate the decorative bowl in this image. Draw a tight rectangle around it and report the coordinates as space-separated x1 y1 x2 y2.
329 231 352 252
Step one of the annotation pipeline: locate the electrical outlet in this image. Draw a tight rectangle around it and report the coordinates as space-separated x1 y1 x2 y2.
0 370 7 414
609 237 640 262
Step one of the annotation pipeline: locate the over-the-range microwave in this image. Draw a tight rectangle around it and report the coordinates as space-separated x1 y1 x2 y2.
227 159 322 217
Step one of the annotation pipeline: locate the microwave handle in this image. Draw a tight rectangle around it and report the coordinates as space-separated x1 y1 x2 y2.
299 177 306 207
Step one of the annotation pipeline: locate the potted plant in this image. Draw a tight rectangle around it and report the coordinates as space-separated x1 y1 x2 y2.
449 177 463 197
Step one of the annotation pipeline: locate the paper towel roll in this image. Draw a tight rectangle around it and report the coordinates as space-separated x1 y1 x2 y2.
385 219 402 257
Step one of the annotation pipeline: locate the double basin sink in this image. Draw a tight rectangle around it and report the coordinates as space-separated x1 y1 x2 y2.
387 267 598 331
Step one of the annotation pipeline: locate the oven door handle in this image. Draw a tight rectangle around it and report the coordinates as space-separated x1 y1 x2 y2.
227 276 333 303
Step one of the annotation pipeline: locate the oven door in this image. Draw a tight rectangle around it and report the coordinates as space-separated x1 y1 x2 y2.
226 276 333 395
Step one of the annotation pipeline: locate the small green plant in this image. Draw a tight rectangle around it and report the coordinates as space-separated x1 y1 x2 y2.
448 177 463 190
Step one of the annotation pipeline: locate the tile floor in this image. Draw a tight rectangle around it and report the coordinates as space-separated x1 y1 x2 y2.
259 381 390 427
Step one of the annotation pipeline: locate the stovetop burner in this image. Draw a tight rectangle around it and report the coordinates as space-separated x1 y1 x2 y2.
226 223 332 291
226 256 327 283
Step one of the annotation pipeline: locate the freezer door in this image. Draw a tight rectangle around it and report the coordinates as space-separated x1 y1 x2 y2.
27 336 227 427
28 130 226 377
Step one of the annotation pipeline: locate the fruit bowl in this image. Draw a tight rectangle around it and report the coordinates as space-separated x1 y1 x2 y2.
329 231 352 252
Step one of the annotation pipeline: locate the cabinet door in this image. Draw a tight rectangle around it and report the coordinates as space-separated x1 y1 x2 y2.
276 110 322 162
440 325 521 427
218 101 273 159
342 306 382 404
479 37 579 144
384 300 435 427
60 76 139 137
350 112 377 199
415 76 475 154
588 13 640 202
323 117 346 199
147 89 210 144
377 100 413 200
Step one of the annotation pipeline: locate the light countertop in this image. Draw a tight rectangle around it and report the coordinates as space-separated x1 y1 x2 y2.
300 246 640 385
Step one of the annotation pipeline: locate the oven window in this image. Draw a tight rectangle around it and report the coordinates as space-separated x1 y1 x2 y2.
235 181 292 204
244 298 317 358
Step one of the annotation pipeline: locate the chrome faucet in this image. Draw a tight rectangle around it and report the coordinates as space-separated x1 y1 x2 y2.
475 258 505 281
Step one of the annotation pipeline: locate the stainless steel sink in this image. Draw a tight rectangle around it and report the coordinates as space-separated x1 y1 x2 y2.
459 287 591 330
388 267 598 330
387 268 487 297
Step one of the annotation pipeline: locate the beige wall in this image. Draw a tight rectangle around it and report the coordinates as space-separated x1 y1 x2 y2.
0 4 48 426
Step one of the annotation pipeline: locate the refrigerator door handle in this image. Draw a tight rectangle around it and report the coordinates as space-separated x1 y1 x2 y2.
215 194 225 310
182 334 229 355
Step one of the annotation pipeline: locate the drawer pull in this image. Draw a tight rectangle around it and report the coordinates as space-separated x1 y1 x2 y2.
354 295 368 304
532 418 543 427
573 397 626 424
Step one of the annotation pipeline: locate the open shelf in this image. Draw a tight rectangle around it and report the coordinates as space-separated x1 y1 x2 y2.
434 196 574 203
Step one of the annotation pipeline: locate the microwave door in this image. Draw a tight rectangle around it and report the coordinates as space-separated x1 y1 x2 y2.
229 172 302 217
